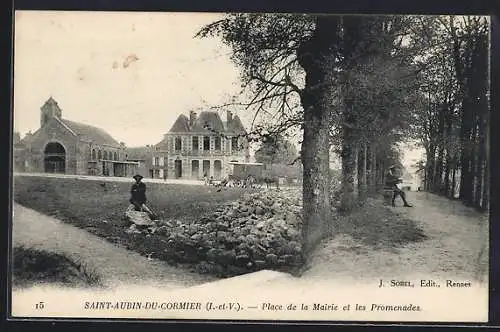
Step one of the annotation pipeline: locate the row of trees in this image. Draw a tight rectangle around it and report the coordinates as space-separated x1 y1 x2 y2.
197 14 490 253
411 16 490 212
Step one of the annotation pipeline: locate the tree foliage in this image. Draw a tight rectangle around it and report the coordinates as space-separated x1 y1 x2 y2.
254 134 298 165
196 14 490 256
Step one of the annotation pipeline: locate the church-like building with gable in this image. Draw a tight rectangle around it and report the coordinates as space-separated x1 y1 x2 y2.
13 97 140 177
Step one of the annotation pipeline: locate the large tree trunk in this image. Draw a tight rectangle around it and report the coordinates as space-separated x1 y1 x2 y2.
472 30 489 210
481 113 489 211
472 115 482 208
451 165 457 198
340 135 358 211
297 15 340 255
426 145 436 192
365 143 372 193
358 141 368 201
443 105 453 197
435 106 446 193
370 147 377 193
456 29 477 206
444 153 451 197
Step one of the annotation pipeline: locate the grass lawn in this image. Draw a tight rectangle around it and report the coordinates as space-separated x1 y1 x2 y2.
13 176 249 265
14 176 248 225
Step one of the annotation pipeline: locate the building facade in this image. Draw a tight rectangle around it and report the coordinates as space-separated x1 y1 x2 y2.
14 97 140 177
151 110 249 180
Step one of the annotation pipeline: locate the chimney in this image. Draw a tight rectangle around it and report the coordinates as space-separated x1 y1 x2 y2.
189 111 197 127
227 111 233 125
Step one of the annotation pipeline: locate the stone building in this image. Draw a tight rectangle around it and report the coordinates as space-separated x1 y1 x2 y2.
151 110 249 180
14 97 140 176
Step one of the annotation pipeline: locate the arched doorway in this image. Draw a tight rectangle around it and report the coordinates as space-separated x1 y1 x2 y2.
44 142 66 174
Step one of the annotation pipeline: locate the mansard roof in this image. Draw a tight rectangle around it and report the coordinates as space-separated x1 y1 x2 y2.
191 111 226 133
168 114 191 133
223 115 246 134
167 111 247 135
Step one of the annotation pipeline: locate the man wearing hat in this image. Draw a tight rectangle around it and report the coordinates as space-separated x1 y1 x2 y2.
385 165 412 207
130 174 156 219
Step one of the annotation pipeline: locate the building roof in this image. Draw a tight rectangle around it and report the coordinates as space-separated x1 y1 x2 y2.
191 111 226 133
168 114 191 133
168 111 247 135
126 146 151 160
223 115 246 134
60 119 121 147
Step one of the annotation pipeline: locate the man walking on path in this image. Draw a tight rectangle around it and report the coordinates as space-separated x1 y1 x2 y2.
386 165 413 207
129 174 156 219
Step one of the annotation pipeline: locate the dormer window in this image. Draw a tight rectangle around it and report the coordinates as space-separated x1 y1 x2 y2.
203 136 210 151
192 136 199 150
215 136 221 150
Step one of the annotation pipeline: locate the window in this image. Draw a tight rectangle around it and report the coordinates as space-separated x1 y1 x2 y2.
114 152 118 160
192 136 199 150
214 136 221 150
231 137 239 151
92 149 96 160
103 151 108 160
97 150 102 160
155 157 160 166
175 137 182 151
203 136 210 151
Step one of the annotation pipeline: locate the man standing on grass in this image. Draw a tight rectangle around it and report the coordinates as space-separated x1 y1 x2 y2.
386 165 413 207
129 174 156 219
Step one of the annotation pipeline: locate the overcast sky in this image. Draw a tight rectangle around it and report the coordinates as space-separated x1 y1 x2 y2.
14 10 424 168
14 11 243 147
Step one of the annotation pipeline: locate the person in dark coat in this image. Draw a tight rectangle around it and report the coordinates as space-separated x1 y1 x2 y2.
385 165 412 207
129 174 156 218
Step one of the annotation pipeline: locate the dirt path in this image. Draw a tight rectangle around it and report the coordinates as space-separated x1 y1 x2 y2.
12 203 216 289
301 191 489 283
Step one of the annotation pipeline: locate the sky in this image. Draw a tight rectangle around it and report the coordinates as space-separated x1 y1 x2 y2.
14 11 242 147
14 10 424 169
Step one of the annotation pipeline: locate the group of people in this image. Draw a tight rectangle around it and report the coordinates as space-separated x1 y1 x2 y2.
127 163 411 221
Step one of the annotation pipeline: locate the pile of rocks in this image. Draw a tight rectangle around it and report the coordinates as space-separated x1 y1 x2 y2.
125 188 304 277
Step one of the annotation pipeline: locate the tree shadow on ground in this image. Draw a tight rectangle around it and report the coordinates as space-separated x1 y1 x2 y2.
330 198 428 251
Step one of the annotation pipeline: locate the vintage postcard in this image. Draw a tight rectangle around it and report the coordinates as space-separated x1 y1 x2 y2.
10 11 490 322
